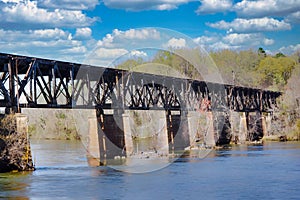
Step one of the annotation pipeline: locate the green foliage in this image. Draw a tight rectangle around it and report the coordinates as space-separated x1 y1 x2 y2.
296 119 300 131
210 49 262 86
258 47 266 57
256 56 296 88
117 58 144 70
116 47 297 91
275 52 286 58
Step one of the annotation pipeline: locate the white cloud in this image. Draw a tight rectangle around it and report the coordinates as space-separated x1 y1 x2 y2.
32 28 70 40
0 28 71 42
209 41 240 51
38 0 99 10
286 11 300 24
74 27 92 40
130 50 147 57
263 38 275 46
1 0 21 3
193 36 219 45
114 28 161 40
88 28 164 66
97 28 161 48
193 33 275 51
166 38 186 49
62 46 87 54
234 0 300 18
207 17 291 33
95 48 128 59
196 0 232 15
84 47 129 66
102 0 191 11
279 44 300 55
223 33 258 45
224 33 274 46
0 0 97 29
0 28 89 62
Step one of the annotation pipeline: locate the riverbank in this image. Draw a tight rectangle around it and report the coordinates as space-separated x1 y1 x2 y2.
0 115 35 173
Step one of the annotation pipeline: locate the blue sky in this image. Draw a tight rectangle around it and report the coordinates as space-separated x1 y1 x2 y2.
0 0 299 66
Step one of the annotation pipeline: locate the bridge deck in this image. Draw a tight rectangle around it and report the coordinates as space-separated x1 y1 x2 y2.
0 53 281 113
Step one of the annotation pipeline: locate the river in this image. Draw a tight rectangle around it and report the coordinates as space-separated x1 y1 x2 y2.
0 140 300 199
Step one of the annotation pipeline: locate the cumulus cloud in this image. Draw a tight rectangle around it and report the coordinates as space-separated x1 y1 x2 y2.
207 17 291 33
94 48 128 59
224 33 274 46
285 11 300 24
0 0 97 29
102 0 191 11
196 0 232 15
86 28 164 66
97 28 161 48
32 28 71 40
193 33 274 51
130 50 147 57
38 0 99 10
74 27 92 40
234 0 300 18
263 38 275 46
209 41 241 51
193 35 219 45
0 28 89 62
279 44 300 55
165 38 186 49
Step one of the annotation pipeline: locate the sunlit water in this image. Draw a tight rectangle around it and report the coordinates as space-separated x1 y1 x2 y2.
0 140 300 199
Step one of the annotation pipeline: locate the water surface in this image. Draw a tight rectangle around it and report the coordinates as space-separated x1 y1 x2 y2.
0 141 299 199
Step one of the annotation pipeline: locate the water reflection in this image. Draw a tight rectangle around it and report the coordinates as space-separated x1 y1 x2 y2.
0 172 31 199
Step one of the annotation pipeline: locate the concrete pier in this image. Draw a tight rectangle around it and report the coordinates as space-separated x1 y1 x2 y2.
187 112 198 147
205 112 215 147
230 111 240 144
15 114 29 136
157 113 169 156
87 115 100 166
239 112 248 143
122 113 134 156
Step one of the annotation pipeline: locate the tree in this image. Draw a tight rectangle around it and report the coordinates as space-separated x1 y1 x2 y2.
117 58 144 71
258 47 266 57
275 52 286 58
256 56 296 89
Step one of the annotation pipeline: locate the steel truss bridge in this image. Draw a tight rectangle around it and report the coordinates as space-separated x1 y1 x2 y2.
0 53 281 113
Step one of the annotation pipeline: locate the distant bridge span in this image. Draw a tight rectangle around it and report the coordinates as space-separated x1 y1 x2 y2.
0 53 281 113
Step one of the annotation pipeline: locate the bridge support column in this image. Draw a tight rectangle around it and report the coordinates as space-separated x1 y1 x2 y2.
187 111 199 148
247 112 264 141
239 112 248 143
87 115 101 166
230 111 241 144
214 112 231 146
122 112 134 156
262 113 272 137
266 113 272 135
15 114 29 136
205 112 215 147
261 115 268 137
157 113 169 156
123 110 169 156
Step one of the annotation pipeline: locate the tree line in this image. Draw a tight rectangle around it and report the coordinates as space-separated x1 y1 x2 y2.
117 47 300 139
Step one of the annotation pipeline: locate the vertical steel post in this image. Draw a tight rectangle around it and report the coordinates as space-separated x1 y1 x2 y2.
8 59 15 112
